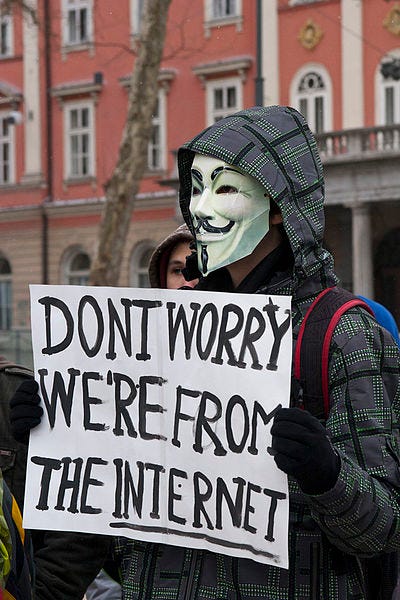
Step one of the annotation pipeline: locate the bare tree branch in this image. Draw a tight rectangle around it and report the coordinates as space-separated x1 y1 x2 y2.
89 0 172 286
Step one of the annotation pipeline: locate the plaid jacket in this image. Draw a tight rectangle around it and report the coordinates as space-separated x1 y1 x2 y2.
114 106 400 599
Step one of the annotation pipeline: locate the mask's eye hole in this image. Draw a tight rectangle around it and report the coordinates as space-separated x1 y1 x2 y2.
192 185 202 196
216 185 238 194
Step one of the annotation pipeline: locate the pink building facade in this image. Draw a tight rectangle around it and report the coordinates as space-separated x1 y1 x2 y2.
0 0 399 363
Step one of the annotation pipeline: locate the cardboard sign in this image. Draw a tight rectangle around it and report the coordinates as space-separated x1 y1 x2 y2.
25 285 292 568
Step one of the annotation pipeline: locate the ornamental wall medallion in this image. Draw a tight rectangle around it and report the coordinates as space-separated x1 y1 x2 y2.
298 19 323 50
383 4 400 37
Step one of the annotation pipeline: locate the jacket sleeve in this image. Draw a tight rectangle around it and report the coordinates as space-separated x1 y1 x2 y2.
33 530 111 600
307 307 400 556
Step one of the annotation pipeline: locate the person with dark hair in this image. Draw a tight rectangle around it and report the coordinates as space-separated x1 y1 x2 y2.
148 223 198 290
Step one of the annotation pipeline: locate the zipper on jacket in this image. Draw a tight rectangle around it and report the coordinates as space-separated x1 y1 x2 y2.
143 544 159 600
184 549 202 600
310 542 320 600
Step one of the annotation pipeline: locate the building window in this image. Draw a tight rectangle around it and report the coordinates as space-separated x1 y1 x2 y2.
206 78 242 125
0 256 12 330
148 91 166 171
379 57 400 125
64 250 91 285
0 114 14 184
212 0 237 19
130 0 144 36
204 0 242 35
64 103 94 179
63 0 92 46
130 243 155 288
0 13 12 57
291 67 332 134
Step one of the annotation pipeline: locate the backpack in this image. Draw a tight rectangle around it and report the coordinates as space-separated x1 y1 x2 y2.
294 286 399 600
0 358 33 511
1 470 33 599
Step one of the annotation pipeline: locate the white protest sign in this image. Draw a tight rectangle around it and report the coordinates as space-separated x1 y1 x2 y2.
25 285 292 568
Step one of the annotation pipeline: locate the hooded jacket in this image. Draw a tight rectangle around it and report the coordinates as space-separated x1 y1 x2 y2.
114 106 400 600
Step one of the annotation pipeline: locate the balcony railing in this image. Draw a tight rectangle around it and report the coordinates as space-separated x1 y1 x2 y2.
316 124 400 161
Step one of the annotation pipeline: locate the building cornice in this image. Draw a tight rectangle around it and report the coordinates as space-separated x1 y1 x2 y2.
119 68 177 93
51 80 103 106
192 55 253 87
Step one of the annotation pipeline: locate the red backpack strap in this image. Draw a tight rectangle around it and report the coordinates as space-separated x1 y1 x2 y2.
294 287 373 420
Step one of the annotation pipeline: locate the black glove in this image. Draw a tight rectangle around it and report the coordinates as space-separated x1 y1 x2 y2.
9 379 43 444
182 248 201 283
270 407 340 495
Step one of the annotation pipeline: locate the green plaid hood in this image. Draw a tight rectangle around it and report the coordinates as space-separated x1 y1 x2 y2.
178 105 336 290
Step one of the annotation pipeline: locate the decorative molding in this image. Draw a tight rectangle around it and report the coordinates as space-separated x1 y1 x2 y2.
0 81 22 108
383 4 400 37
192 56 252 88
20 172 45 188
51 80 103 107
204 15 243 38
298 19 323 50
119 68 177 93
62 176 97 192
60 42 95 62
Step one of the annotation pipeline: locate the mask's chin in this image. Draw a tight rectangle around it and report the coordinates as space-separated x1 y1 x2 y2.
194 210 270 275
195 229 253 275
195 222 240 274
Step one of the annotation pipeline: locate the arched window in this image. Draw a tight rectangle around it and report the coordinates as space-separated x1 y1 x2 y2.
377 52 400 125
291 66 332 133
0 255 12 330
62 247 91 285
130 242 155 288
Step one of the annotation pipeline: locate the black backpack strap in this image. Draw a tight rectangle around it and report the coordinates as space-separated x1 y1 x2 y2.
294 287 373 420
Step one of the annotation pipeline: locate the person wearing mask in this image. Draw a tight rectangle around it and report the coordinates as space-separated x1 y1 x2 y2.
10 106 400 599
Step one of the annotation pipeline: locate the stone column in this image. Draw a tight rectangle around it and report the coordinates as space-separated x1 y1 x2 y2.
22 0 43 185
341 0 363 128
262 0 279 106
351 203 373 298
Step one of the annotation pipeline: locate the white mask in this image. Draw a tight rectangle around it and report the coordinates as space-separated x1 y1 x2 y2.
189 154 270 275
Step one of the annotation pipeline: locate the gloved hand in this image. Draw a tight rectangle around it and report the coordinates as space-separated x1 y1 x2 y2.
9 379 43 444
270 407 340 495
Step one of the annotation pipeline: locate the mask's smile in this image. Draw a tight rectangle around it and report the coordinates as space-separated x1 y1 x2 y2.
194 217 235 235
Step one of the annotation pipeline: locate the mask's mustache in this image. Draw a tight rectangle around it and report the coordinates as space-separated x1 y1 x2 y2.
194 217 235 234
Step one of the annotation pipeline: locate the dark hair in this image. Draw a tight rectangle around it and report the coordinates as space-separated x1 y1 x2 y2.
270 198 280 216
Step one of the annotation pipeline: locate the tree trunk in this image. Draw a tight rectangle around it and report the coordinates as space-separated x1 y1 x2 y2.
90 0 172 286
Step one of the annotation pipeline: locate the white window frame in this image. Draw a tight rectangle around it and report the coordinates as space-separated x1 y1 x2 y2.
206 77 242 126
209 0 239 19
204 0 242 36
62 0 93 47
129 242 155 288
61 246 91 285
376 51 400 126
130 0 144 37
147 89 167 171
290 64 332 134
0 112 15 185
64 101 95 180
0 12 13 58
